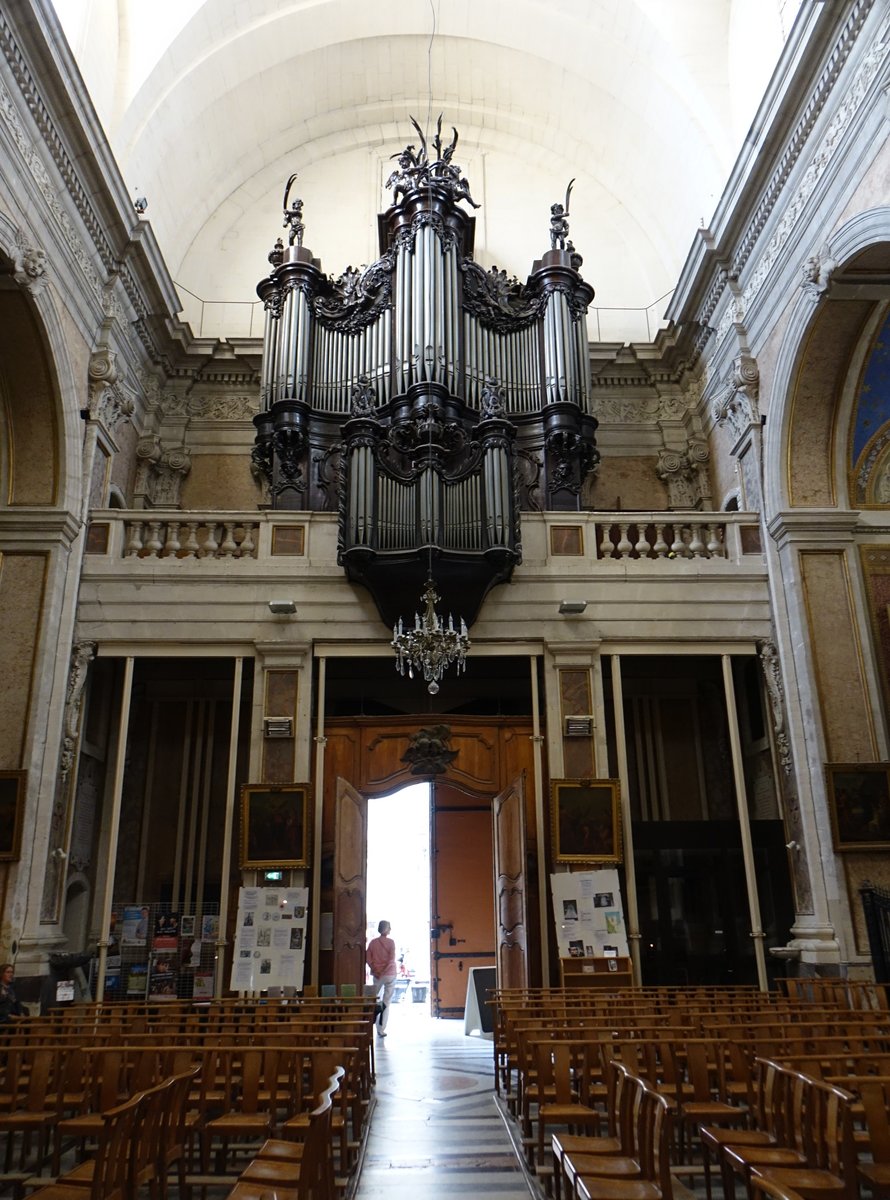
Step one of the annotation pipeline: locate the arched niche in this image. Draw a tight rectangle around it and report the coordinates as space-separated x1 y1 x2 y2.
0 271 61 507
765 210 890 516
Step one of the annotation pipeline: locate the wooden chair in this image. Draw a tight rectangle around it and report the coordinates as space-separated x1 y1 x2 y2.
533 1040 602 1175
59 1075 169 1198
672 1038 749 1162
552 1058 633 1200
227 1073 339 1200
28 1090 144 1200
701 1057 788 1200
52 1048 127 1174
0 1047 60 1171
575 1086 677 1200
749 1078 856 1200
853 1076 890 1200
202 1048 281 1173
555 1066 647 1200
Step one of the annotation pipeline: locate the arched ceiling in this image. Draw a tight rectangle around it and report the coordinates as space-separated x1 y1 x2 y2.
52 0 798 341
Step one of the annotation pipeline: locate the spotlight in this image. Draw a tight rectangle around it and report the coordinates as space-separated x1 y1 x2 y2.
558 600 588 615
268 600 297 615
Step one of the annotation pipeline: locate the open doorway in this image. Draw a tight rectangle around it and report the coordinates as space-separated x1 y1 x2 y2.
366 782 431 1015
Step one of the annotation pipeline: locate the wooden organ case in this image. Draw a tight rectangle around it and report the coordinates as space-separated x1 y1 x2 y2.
253 124 600 626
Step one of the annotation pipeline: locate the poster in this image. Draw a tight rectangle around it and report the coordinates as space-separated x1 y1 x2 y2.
229 886 309 992
550 868 629 960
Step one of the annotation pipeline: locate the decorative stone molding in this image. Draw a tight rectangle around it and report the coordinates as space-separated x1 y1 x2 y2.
800 243 838 302
732 5 889 331
655 439 711 509
40 640 96 923
758 638 792 776
12 227 48 295
87 348 135 432
711 355 760 443
193 396 260 421
133 434 192 508
590 391 695 424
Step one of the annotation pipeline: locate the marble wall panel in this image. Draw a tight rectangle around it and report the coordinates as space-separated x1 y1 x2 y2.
0 552 46 768
262 669 298 782
559 668 595 779
587 456 669 511
799 550 877 761
180 454 260 510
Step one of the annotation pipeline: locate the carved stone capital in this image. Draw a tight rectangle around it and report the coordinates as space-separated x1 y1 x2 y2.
87 348 135 431
711 354 760 443
13 228 49 295
133 433 191 508
655 439 711 509
800 243 838 302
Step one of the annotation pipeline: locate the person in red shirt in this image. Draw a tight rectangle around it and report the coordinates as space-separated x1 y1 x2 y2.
366 920 397 1036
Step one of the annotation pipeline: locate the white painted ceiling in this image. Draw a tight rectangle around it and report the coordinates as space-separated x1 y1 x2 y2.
53 0 799 342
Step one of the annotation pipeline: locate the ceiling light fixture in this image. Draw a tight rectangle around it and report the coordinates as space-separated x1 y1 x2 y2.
392 578 470 695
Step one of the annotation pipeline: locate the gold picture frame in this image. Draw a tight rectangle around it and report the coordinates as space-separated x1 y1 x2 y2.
826 762 890 851
0 771 25 862
551 778 622 864
240 783 310 869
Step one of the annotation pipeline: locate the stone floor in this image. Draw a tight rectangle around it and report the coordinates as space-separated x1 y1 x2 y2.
354 1002 534 1200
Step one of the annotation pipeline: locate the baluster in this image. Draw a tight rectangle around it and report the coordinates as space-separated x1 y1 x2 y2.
670 524 686 558
163 522 181 557
145 521 163 556
617 523 633 558
202 523 220 558
220 523 237 556
634 524 651 558
182 523 200 557
239 524 257 557
706 524 724 557
653 524 669 557
598 523 615 559
125 522 144 557
688 522 706 557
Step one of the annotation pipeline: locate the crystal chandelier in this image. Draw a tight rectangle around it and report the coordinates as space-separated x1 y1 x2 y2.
392 578 470 694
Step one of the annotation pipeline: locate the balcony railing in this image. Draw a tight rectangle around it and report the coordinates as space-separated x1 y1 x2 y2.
84 509 763 569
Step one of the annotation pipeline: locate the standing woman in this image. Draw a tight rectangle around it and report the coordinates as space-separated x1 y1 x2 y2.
366 921 397 1037
0 964 24 1021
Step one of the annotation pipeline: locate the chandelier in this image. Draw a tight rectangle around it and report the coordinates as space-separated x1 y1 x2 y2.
392 579 470 694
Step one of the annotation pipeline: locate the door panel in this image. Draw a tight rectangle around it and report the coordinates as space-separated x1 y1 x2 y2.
431 790 495 1017
493 775 528 990
333 777 367 988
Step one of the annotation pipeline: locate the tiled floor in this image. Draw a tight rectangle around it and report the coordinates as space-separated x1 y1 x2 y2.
354 1002 534 1199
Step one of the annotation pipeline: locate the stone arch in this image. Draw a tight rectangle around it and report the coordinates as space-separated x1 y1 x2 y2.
0 213 83 516
764 207 890 518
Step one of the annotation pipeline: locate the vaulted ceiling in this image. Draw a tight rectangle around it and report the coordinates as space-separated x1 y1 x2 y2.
52 0 798 341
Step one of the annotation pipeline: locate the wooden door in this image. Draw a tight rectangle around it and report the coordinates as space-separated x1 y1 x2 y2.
430 782 496 1017
333 777 367 988
493 774 529 990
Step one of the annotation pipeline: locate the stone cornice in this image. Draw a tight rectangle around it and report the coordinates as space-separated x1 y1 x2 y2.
0 508 82 546
667 1 880 362
767 508 863 549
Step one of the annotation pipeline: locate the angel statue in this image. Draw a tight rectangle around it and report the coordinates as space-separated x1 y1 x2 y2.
550 179 575 251
282 173 305 247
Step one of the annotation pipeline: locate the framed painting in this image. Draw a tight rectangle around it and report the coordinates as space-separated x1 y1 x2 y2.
0 772 25 862
551 778 621 864
240 783 310 869
826 763 890 851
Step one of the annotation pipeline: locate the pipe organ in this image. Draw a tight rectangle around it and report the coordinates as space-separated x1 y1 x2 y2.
253 123 599 627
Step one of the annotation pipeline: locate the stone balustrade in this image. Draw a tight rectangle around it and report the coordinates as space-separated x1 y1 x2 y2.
84 509 761 568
